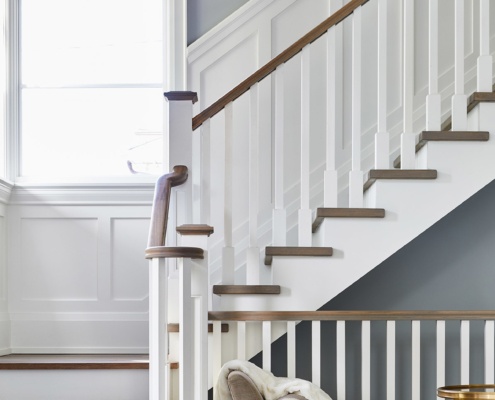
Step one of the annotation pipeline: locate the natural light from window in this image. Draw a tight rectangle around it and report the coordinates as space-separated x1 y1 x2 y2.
21 0 163 179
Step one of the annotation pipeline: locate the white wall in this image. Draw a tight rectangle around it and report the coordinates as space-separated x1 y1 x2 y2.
6 186 154 353
0 180 11 354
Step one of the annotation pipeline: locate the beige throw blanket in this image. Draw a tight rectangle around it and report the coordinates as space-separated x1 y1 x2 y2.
214 359 332 400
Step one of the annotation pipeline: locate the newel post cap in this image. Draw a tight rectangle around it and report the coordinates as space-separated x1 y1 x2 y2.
164 91 198 104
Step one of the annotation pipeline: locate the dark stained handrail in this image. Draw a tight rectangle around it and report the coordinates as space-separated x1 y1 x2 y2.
192 0 370 131
146 165 188 249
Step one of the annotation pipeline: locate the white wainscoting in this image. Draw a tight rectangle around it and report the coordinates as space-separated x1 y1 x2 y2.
0 201 10 353
7 187 154 352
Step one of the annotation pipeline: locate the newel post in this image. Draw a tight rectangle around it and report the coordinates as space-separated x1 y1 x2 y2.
164 91 198 228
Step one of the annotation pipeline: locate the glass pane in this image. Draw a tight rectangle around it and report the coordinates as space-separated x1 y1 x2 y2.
21 88 163 177
21 0 162 86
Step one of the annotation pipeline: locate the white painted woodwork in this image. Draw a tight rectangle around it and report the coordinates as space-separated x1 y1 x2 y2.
262 321 271 371
485 321 495 384
412 321 420 400
312 320 321 387
273 65 287 246
452 0 467 131
387 321 396 400
376 0 390 169
149 258 168 400
325 25 338 207
460 320 470 385
349 7 363 208
223 102 235 284
247 84 260 285
362 321 371 400
237 321 246 360
426 0 441 131
437 320 446 389
212 321 222 387
299 45 312 246
401 0 416 169
337 321 346 400
179 259 193 400
200 119 211 224
287 321 296 379
477 0 492 92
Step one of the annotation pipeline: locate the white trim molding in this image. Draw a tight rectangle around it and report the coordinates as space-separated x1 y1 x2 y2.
0 179 13 204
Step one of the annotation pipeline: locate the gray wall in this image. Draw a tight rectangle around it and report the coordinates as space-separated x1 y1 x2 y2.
253 179 495 399
187 0 249 44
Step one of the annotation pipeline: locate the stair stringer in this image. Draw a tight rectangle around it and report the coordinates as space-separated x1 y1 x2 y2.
211 103 495 369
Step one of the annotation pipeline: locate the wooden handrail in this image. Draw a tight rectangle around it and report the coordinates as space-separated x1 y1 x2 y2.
146 165 188 248
209 310 495 321
192 0 370 131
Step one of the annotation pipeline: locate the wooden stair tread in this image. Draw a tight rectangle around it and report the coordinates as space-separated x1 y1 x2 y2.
312 208 385 232
394 131 489 168
363 169 437 192
264 246 333 265
213 285 281 295
176 224 214 236
0 354 150 370
145 246 204 259
168 323 229 333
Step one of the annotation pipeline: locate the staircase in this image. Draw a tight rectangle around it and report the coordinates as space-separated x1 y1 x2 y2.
149 0 495 399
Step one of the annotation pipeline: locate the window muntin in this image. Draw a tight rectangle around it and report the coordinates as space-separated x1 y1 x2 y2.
20 0 163 179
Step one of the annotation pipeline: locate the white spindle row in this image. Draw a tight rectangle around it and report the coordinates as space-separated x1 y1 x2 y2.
426 0 441 131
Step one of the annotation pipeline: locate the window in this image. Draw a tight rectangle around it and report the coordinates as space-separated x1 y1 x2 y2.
0 0 6 179
20 0 163 179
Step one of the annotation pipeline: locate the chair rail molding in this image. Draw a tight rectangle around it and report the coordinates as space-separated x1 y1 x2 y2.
0 179 13 205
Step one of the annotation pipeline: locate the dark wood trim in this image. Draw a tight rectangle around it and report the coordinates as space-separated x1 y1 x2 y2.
192 0 369 130
145 246 204 260
0 354 149 370
164 91 198 104
312 208 385 232
168 323 229 333
176 224 214 236
208 310 495 322
213 285 281 295
147 166 188 249
264 246 333 266
363 169 437 192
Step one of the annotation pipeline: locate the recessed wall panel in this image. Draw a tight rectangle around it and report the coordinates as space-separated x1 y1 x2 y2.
111 218 149 300
20 218 98 300
0 216 5 302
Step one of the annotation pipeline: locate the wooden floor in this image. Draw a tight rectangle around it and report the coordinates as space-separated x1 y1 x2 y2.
0 354 150 370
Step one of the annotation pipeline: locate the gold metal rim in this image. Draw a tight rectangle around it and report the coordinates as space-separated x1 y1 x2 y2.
438 385 495 399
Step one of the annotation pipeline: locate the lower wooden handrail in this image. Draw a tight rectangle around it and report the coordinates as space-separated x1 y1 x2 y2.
146 165 188 249
209 310 495 321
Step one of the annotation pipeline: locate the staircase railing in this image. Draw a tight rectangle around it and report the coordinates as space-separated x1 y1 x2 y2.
209 310 495 400
158 0 495 399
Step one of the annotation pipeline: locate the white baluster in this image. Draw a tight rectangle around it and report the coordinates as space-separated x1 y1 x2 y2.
273 65 287 246
412 321 420 400
179 258 193 400
263 321 271 371
426 0 441 131
223 103 235 284
287 321 296 379
247 84 260 284
437 320 446 389
461 320 470 384
477 0 492 92
485 320 494 384
212 321 222 388
312 321 321 387
325 24 338 206
337 321 346 400
452 0 467 131
299 45 312 246
376 0 390 169
237 321 246 360
200 119 211 225
401 0 416 169
349 6 363 207
362 321 371 400
387 321 396 400
149 257 168 400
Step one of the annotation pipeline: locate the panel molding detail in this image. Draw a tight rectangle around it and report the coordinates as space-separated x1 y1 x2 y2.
0 179 13 204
